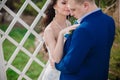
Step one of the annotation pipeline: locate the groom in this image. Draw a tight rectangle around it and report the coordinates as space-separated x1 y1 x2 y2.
55 0 115 80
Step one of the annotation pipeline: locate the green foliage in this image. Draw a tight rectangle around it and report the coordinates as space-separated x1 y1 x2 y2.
6 68 19 80
36 0 47 9
95 0 116 8
105 0 116 6
26 61 43 79
14 0 46 15
109 27 120 80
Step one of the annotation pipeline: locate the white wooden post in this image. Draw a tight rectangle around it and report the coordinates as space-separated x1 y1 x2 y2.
0 35 7 80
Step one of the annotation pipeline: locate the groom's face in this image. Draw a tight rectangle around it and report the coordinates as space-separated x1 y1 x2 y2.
68 0 86 19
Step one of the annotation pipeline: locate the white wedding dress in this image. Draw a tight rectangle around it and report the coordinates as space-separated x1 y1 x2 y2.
40 46 60 80
41 61 60 80
40 20 71 80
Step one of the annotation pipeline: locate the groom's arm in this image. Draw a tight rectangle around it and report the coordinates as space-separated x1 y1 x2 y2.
55 26 95 74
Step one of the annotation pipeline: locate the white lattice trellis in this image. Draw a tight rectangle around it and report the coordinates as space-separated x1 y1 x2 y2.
0 0 50 80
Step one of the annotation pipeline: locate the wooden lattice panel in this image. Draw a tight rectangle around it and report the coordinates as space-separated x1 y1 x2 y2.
0 0 50 80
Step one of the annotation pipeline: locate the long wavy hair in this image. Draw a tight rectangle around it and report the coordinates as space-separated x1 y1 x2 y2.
41 0 57 29
40 0 57 52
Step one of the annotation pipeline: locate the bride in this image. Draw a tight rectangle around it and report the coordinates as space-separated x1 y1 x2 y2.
40 0 78 80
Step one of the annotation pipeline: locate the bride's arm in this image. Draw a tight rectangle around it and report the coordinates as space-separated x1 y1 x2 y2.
53 25 78 63
52 31 64 63
44 28 57 61
44 27 64 65
44 25 79 65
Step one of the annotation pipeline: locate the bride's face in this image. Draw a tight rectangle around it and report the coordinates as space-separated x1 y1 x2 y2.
54 0 70 16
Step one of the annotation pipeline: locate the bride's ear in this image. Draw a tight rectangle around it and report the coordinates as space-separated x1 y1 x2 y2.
53 4 58 14
53 4 57 10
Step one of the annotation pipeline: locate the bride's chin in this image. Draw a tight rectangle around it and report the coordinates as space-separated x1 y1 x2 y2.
65 13 70 16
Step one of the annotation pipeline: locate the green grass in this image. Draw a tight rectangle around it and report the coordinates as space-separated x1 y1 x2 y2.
0 24 47 80
0 24 120 80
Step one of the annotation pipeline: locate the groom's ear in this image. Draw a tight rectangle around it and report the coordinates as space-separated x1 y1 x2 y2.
83 2 89 10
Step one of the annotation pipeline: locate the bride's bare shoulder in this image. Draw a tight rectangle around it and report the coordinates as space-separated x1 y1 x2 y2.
44 22 54 36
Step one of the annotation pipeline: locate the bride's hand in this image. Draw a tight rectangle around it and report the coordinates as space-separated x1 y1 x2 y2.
60 24 79 35
50 59 55 68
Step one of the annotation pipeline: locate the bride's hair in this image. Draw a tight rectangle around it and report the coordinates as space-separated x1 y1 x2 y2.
41 0 57 28
40 0 57 53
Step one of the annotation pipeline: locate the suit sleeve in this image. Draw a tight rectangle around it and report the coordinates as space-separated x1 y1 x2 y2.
55 27 95 74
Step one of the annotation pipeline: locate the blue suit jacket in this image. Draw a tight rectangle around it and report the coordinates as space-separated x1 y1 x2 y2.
55 10 115 80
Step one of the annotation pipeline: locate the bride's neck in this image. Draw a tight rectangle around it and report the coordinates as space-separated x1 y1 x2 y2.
54 14 66 24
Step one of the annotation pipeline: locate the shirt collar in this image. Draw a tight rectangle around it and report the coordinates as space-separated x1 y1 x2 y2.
77 8 101 24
